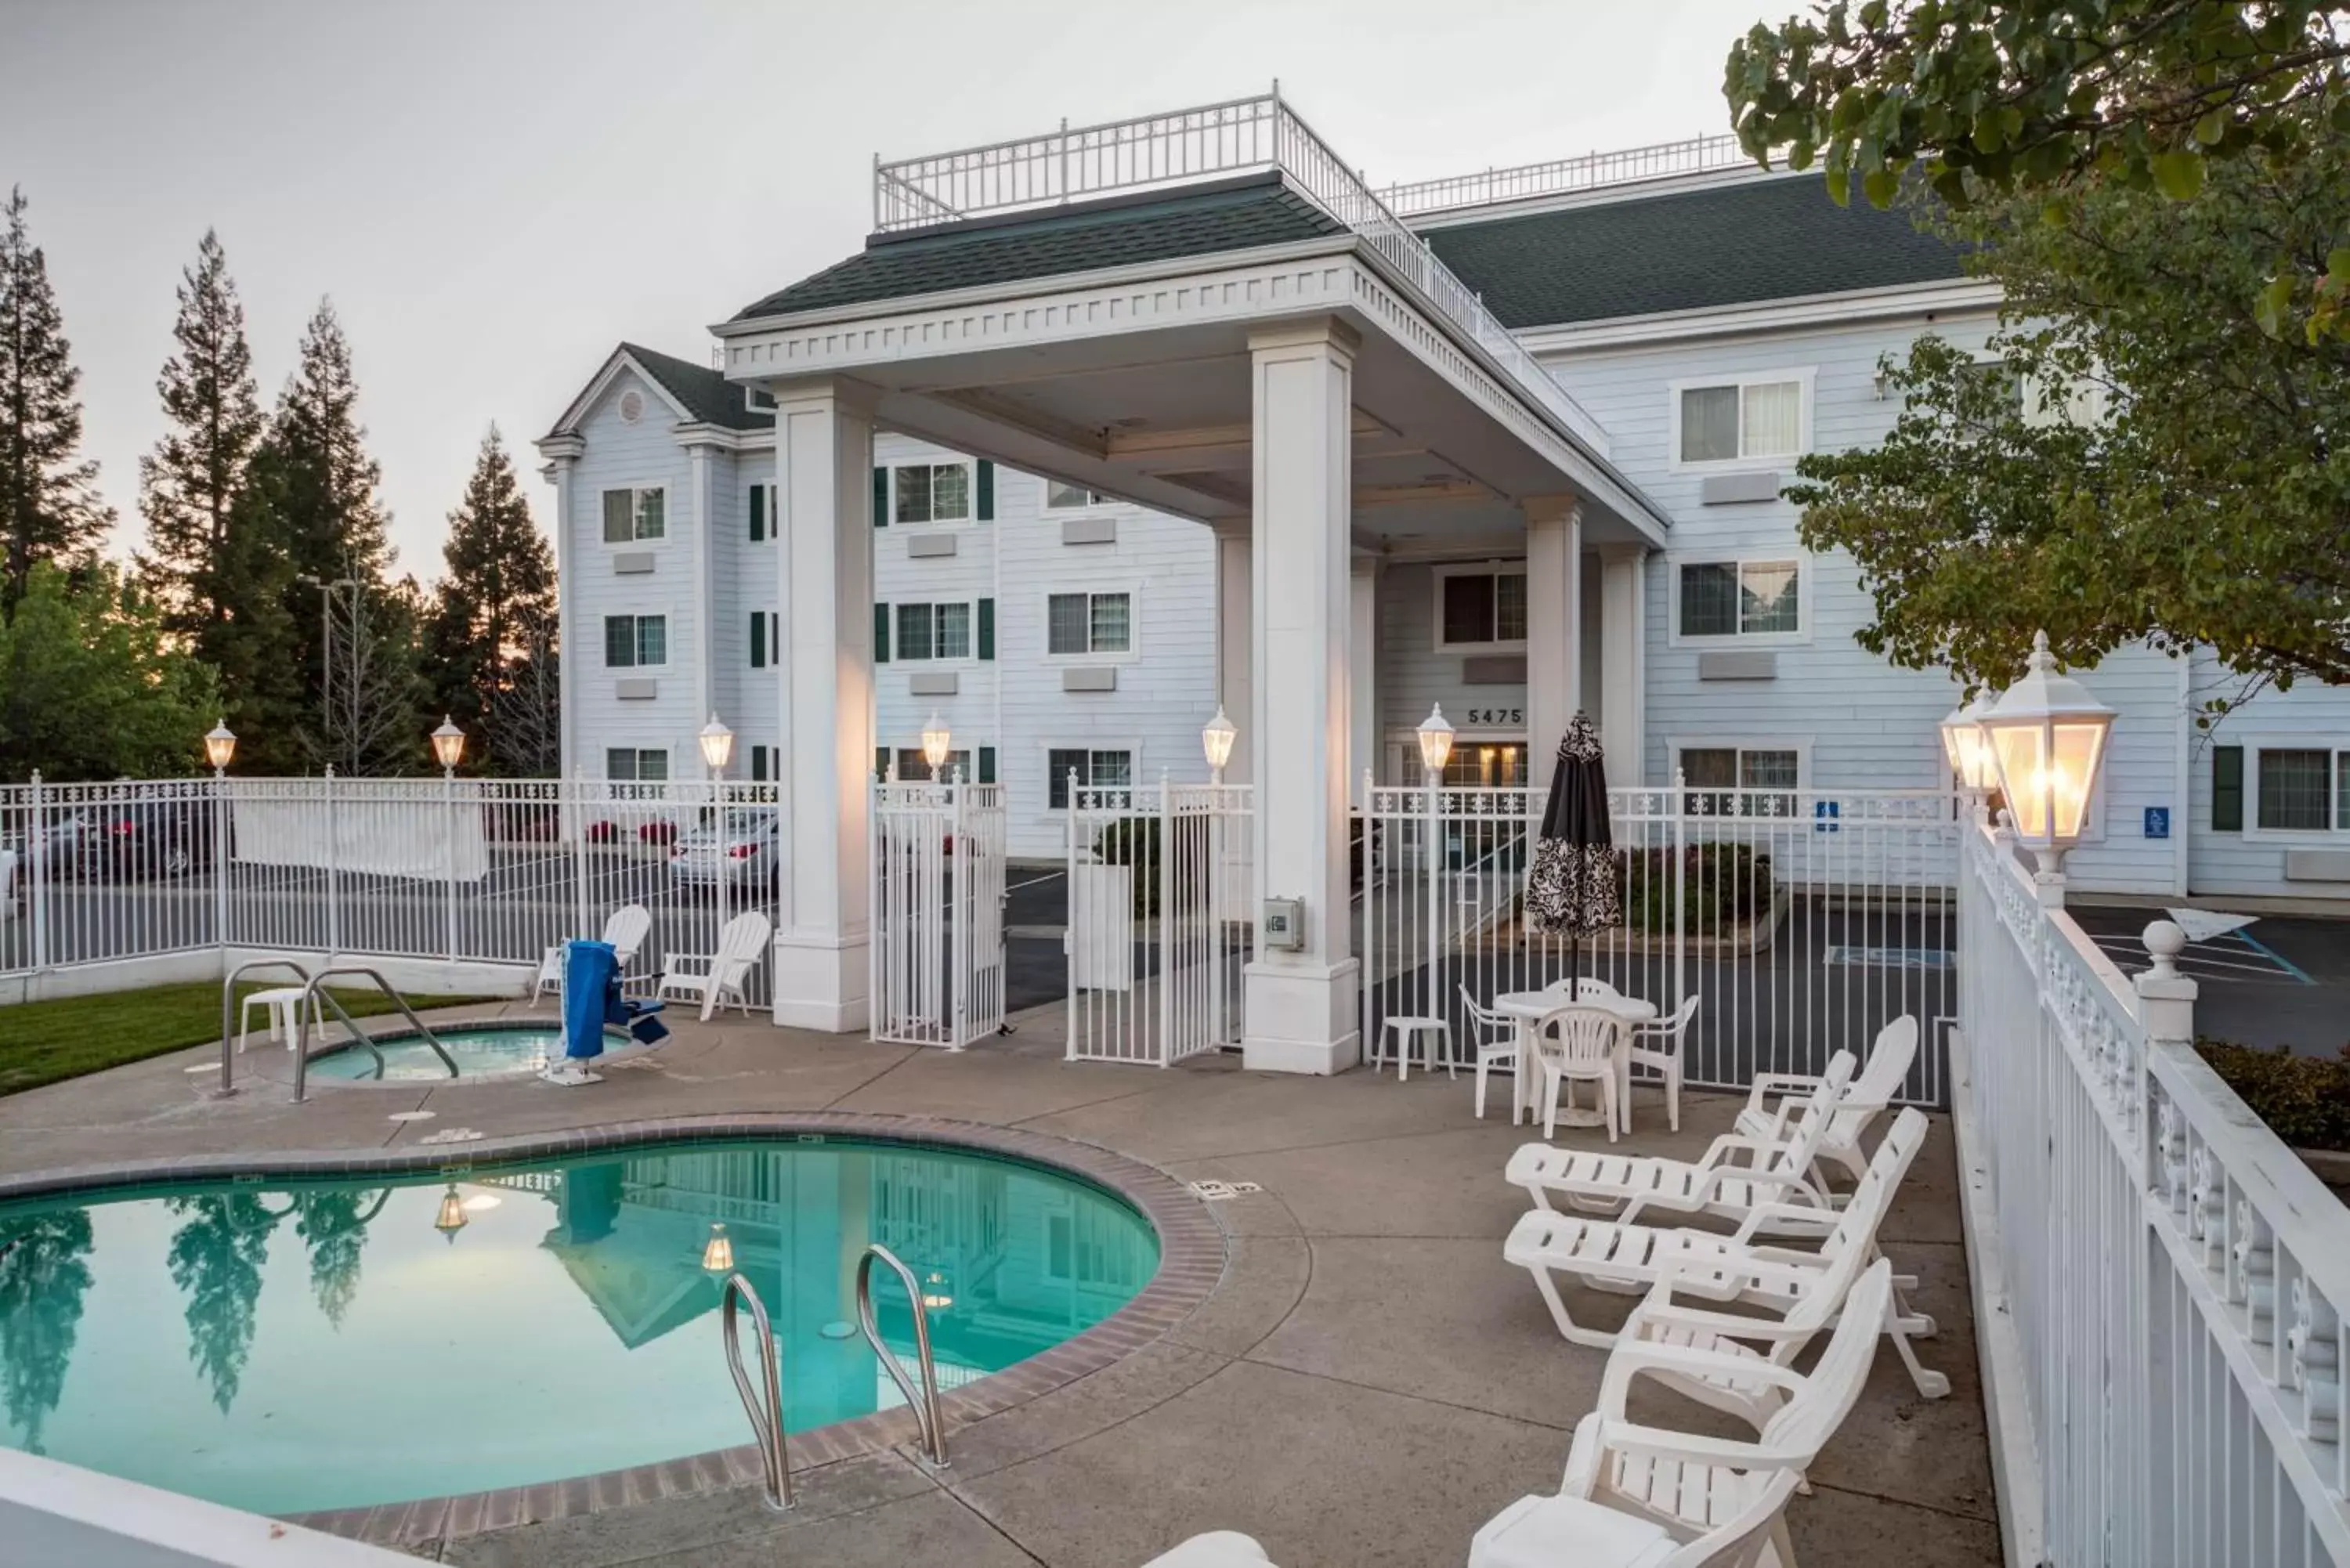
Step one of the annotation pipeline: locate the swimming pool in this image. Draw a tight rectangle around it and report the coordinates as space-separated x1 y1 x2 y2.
0 1137 1159 1516
305 1024 614 1081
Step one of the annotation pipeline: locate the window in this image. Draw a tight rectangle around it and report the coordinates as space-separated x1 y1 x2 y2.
1678 744 1801 816
1047 748 1133 809
1435 567 1528 651
747 482 772 542
1046 481 1112 509
892 747 974 783
1676 377 1806 464
2254 747 2350 833
602 614 667 668
1047 591 1131 656
1676 559 1800 640
744 385 776 414
600 486 666 542
604 748 668 782
893 602 973 662
891 462 970 525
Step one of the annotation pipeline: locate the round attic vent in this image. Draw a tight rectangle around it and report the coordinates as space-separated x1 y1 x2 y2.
617 388 645 424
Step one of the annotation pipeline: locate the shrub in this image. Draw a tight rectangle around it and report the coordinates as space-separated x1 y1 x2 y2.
2196 1040 2350 1153
1091 816 1217 917
1617 844 1775 935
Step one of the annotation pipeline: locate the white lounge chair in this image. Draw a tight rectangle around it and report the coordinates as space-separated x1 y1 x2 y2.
659 909 772 1021
537 904 652 1005
1506 1053 1854 1229
1471 1260 1899 1568
1139 1533 1275 1567
1502 1109 1947 1404
1736 1014 1917 1188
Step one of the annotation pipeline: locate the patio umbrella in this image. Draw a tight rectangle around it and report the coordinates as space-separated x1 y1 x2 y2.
1525 711 1618 982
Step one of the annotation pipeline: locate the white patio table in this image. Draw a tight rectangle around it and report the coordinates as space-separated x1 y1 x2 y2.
1491 990 1659 1137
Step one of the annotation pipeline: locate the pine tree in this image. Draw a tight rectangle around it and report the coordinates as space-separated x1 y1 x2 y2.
0 187 111 615
139 229 262 637
426 426 555 767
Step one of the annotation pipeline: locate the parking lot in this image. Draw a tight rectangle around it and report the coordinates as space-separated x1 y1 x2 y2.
2071 901 2350 1057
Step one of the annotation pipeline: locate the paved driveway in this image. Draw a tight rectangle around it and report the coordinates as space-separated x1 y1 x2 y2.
2071 902 2350 1056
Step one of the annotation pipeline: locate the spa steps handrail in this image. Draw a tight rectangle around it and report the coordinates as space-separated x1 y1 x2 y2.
856 1242 951 1467
291 966 460 1101
718 1271 794 1512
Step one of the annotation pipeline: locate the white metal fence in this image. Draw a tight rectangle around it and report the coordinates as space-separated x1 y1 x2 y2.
1959 815 2350 1567
1354 782 1959 1104
0 775 783 1011
1374 133 1748 215
1063 780 1252 1067
870 779 1007 1050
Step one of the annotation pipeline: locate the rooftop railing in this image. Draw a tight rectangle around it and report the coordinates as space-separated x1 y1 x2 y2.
870 88 1608 453
1374 134 1752 217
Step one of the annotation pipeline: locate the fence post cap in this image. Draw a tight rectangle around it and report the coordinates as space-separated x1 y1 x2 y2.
2142 919 2187 976
2135 918 2198 1023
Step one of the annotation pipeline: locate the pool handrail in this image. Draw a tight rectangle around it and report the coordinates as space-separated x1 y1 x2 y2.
290 965 461 1102
855 1242 950 1467
217 959 313 1099
718 1271 794 1512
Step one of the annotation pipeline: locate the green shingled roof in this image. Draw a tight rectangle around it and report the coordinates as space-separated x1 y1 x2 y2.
618 341 770 431
1422 175 1968 330
732 173 1346 320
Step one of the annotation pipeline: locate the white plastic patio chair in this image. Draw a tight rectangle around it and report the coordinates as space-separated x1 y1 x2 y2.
1542 975 1619 1000
1471 1261 1898 1568
1501 1109 1948 1403
1506 1053 1855 1229
1529 1003 1622 1143
658 909 772 1021
1625 995 1699 1133
536 904 653 1005
1460 985 1521 1122
1735 1014 1917 1188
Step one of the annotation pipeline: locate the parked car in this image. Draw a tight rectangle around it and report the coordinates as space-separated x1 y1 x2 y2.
669 808 779 890
60 797 219 880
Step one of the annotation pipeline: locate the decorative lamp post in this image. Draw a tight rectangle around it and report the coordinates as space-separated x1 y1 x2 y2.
1417 703 1455 782
430 717 466 776
697 714 735 779
1982 630 2116 889
1937 691 2002 820
700 1222 735 1274
433 1184 468 1242
1201 706 1238 786
1415 705 1456 1020
920 712 953 782
204 721 237 775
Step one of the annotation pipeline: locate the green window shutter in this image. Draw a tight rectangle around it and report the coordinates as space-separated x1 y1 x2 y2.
750 746 768 782
872 467 889 527
748 483 766 541
872 602 890 663
978 746 997 785
749 610 765 668
977 597 996 660
2212 746 2244 832
976 460 995 521
875 746 889 779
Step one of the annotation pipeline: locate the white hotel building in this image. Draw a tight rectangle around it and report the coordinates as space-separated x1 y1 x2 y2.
538 106 2348 1053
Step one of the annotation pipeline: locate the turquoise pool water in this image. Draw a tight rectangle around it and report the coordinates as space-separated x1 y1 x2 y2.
306 1025 603 1080
0 1139 1157 1516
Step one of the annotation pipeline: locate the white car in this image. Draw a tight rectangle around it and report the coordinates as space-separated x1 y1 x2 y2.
668 808 779 889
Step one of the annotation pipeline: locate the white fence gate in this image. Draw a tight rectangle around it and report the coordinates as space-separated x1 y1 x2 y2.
1355 781 1959 1104
1063 780 1251 1066
1958 815 2350 1567
870 779 1007 1050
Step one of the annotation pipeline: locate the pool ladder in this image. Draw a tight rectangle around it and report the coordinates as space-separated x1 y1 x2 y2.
716 1241 950 1513
289 966 460 1102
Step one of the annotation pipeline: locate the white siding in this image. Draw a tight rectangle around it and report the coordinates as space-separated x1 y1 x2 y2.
2188 651 2350 897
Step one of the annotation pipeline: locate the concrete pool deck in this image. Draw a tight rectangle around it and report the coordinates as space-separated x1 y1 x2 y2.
0 1000 2003 1567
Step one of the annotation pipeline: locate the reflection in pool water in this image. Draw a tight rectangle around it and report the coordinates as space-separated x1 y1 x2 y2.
0 1140 1157 1516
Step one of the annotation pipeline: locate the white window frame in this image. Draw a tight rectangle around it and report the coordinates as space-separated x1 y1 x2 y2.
886 460 975 529
743 385 776 415
891 598 980 665
1042 740 1141 811
1666 552 1811 649
603 746 671 783
1667 737 1813 793
1431 561 1530 655
1039 584 1139 663
886 741 981 785
1043 479 1114 511
2240 739 2350 841
597 481 671 547
602 611 671 670
1667 367 1817 471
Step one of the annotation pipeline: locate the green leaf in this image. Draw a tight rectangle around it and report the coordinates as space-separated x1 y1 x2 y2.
2328 247 2350 285
1861 166 1901 208
2253 276 2294 341
2195 108 2230 146
2148 150 2206 200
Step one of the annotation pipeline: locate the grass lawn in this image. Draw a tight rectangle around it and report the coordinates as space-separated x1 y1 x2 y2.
0 981 500 1097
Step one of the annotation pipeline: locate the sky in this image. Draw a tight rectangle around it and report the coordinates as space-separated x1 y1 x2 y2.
2 0 1781 585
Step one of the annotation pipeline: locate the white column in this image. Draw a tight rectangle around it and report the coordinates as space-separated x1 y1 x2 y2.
548 454 577 782
1214 522 1253 784
771 380 876 1031
1349 554 1379 797
1242 319 1359 1075
1524 496 1582 793
689 444 716 729
1596 544 1646 786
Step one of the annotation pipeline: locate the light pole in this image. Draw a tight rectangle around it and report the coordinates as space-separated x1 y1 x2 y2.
204 721 235 967
920 712 953 784
697 714 736 948
1416 705 1455 1023
1201 706 1241 1039
1201 706 1237 787
431 718 466 961
1981 630 2116 899
1936 691 2000 822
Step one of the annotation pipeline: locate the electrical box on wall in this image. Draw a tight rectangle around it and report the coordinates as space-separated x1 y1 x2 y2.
1261 898 1303 951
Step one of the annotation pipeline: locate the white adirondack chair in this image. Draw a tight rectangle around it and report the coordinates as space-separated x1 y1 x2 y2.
1502 1109 1948 1405
1506 1053 1855 1229
659 909 772 1021
1735 1014 1918 1187
1470 1261 1899 1568
536 904 653 1005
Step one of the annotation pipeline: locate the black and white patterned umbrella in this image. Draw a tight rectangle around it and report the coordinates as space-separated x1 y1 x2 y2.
1526 713 1618 965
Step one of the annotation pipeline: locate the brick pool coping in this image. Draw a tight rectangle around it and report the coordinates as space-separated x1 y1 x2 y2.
0 1111 1228 1550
